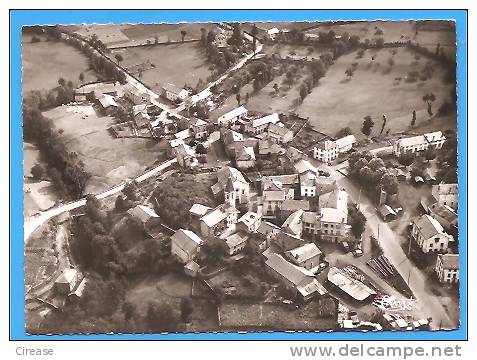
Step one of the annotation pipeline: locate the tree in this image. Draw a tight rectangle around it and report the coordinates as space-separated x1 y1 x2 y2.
145 302 178 332
30 163 45 179
423 93 436 116
299 83 308 100
398 152 415 166
180 298 193 323
336 126 352 138
206 30 216 45
361 115 374 138
79 72 85 85
236 93 241 106
359 166 374 184
230 23 243 46
58 77 66 87
180 30 187 42
251 24 258 52
411 110 417 127
368 158 385 171
114 54 123 66
200 27 207 47
380 114 387 135
381 173 398 195
349 205 366 239
425 146 437 162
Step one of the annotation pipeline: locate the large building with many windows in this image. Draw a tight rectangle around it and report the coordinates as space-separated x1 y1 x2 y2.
393 131 446 157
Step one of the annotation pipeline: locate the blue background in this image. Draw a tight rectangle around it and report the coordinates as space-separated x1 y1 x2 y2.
10 9 467 341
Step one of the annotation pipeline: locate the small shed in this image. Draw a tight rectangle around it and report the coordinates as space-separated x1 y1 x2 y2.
184 260 200 278
378 204 397 222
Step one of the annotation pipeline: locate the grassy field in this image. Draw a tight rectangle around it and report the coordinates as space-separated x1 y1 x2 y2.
22 34 97 93
296 47 456 137
112 42 212 93
43 104 167 194
304 20 456 58
263 43 330 58
121 23 217 43
24 143 57 218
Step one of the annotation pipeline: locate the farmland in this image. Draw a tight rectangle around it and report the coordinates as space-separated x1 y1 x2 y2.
43 104 168 194
297 47 456 137
21 33 97 93
111 42 212 94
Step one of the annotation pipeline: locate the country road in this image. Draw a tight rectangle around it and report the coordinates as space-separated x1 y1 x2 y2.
25 29 262 242
327 164 456 330
24 158 177 242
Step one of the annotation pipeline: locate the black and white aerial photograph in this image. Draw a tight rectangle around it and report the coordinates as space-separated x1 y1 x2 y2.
22 19 460 335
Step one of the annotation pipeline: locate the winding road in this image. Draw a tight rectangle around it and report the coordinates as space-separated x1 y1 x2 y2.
24 158 177 242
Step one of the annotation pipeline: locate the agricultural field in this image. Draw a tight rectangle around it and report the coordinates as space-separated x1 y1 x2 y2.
304 20 456 58
70 23 218 48
21 33 97 93
111 42 212 94
262 43 330 59
43 104 168 194
297 47 456 137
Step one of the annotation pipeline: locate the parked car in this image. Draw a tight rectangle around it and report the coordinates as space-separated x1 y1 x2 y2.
341 241 350 253
353 248 363 257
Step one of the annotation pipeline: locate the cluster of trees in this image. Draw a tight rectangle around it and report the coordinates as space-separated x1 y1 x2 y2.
348 204 367 239
200 26 241 75
152 173 216 229
37 273 185 334
51 28 127 84
348 150 399 196
70 195 173 277
23 96 91 198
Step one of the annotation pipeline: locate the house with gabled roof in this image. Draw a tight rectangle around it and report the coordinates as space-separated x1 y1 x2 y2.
200 204 239 238
213 166 250 205
393 131 446 157
285 242 323 273
267 123 293 144
161 83 189 103
435 254 459 284
127 205 161 228
235 146 256 169
237 211 262 233
189 117 209 140
265 253 327 301
218 105 248 127
412 214 454 253
171 229 204 264
282 209 304 238
54 268 79 296
245 113 281 135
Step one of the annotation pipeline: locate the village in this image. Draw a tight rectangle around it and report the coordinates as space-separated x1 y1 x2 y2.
22 20 459 334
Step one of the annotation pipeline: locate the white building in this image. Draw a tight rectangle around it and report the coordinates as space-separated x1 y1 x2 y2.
313 140 339 163
214 167 250 205
245 113 281 135
435 254 459 284
393 131 446 157
171 229 204 264
161 83 189 102
312 135 356 163
412 214 454 253
217 106 248 127
431 183 458 210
